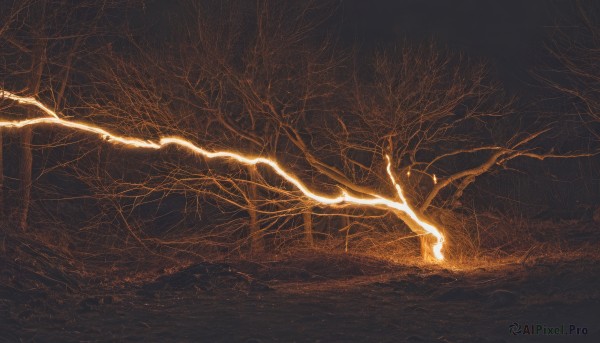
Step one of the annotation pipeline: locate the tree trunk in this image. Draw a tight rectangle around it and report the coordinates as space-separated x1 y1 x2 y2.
247 166 264 254
419 235 437 262
19 26 45 231
394 211 436 261
19 127 33 230
303 208 313 246
342 214 350 252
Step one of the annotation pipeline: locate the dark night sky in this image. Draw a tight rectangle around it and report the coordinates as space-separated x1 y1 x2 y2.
144 0 572 93
339 1 599 209
341 0 565 92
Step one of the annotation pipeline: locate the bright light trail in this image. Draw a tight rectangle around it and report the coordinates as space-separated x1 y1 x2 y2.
0 90 445 261
0 90 60 119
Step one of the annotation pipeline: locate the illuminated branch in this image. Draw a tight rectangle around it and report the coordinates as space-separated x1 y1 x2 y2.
0 90 446 260
420 150 508 212
507 151 600 160
421 146 503 172
418 129 600 212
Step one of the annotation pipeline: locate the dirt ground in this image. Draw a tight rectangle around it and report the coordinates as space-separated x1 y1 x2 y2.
1 254 598 342
1 219 599 342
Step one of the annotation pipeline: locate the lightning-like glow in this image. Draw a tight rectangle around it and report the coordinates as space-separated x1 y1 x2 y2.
0 90 60 119
385 155 444 260
0 90 445 261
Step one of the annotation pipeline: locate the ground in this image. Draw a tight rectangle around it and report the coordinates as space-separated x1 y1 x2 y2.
1 221 599 342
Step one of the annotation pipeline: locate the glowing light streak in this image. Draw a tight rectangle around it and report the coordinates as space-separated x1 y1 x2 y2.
386 155 444 260
0 91 445 261
0 90 60 119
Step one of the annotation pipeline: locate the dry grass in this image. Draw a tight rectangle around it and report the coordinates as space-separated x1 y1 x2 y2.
1 205 598 296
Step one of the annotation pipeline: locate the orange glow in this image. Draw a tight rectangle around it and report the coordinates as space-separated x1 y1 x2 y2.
0 90 445 261
0 90 60 119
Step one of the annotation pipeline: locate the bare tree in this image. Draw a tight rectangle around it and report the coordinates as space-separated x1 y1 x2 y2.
544 1 600 127
73 0 555 260
2 0 593 261
0 0 138 229
0 0 30 220
542 0 600 221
